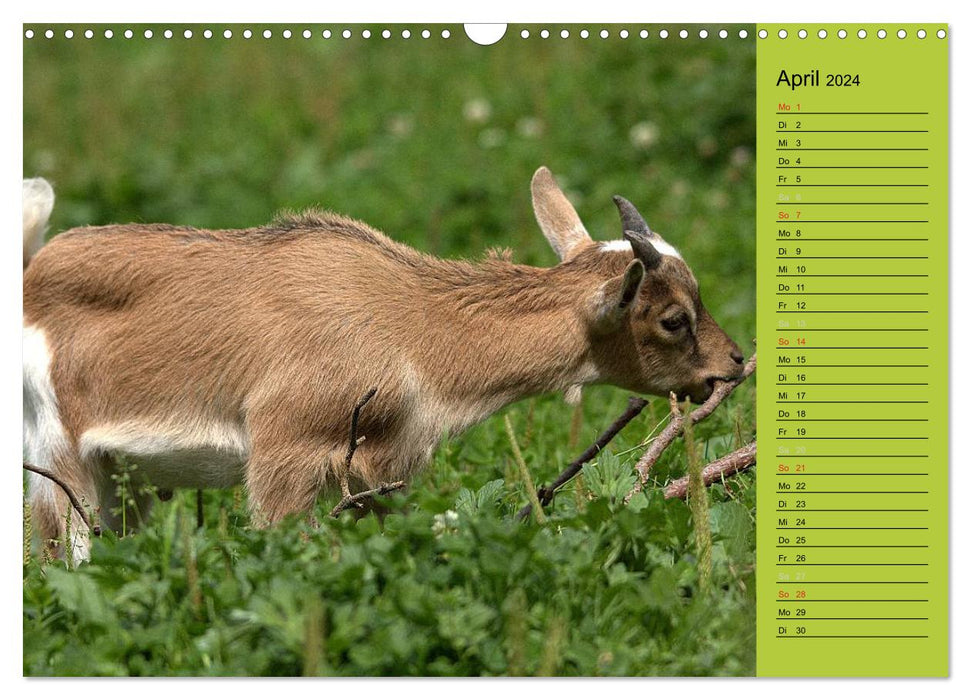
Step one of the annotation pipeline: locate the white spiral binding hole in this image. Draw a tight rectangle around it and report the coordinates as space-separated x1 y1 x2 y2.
24 26 946 42
751 26 945 40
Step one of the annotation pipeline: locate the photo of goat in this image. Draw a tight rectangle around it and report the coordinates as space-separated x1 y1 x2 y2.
24 166 745 561
24 24 757 676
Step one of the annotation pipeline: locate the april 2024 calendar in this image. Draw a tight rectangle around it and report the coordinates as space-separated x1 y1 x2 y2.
22 23 949 677
755 26 947 677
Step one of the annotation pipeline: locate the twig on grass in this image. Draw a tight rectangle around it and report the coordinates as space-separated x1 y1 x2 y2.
516 396 648 521
22 462 97 535
624 353 756 503
329 388 407 518
329 481 407 518
338 387 377 500
663 441 757 500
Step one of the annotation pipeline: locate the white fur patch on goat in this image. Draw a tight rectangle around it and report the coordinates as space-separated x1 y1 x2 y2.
79 418 250 489
23 325 89 560
23 325 70 470
600 238 682 260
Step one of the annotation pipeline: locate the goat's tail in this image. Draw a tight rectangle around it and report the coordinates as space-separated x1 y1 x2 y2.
23 177 55 269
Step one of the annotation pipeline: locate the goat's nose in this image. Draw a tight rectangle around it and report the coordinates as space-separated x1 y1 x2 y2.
730 349 744 365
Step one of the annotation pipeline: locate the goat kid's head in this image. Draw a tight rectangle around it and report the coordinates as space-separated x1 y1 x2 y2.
531 166 744 403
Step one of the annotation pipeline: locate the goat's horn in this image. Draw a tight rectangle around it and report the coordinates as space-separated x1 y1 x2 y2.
613 196 662 269
612 195 654 237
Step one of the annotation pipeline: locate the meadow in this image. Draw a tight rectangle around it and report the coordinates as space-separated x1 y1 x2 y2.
22 24 757 676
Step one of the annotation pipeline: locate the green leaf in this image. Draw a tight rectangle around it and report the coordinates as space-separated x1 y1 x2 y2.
45 567 119 629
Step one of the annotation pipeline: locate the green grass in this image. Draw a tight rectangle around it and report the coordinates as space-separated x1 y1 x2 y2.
23 24 757 676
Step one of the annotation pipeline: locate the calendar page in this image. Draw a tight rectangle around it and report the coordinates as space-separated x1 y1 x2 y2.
21 21 949 678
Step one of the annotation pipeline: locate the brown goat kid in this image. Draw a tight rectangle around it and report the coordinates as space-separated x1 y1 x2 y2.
23 168 743 560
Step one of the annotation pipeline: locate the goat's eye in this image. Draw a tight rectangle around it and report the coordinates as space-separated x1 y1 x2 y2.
661 313 689 332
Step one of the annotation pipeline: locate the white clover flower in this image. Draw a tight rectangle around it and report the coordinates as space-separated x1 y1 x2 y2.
628 121 659 149
731 146 752 167
33 150 57 172
515 116 544 139
463 98 492 124
707 189 729 210
670 180 690 198
387 113 413 138
432 509 460 537
478 127 505 149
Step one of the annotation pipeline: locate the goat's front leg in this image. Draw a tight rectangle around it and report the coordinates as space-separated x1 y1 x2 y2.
243 431 336 526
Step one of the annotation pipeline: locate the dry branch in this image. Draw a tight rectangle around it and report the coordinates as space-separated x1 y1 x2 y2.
516 396 648 521
22 462 97 535
328 388 407 518
664 441 757 499
336 387 377 500
329 481 407 518
625 353 756 503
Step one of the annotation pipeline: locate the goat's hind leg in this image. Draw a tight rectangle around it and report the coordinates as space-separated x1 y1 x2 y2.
25 447 100 564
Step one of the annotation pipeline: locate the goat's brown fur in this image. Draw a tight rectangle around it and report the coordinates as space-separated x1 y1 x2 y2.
23 168 743 559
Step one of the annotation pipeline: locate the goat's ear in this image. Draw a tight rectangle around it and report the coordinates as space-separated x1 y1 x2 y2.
531 166 592 261
587 259 645 331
